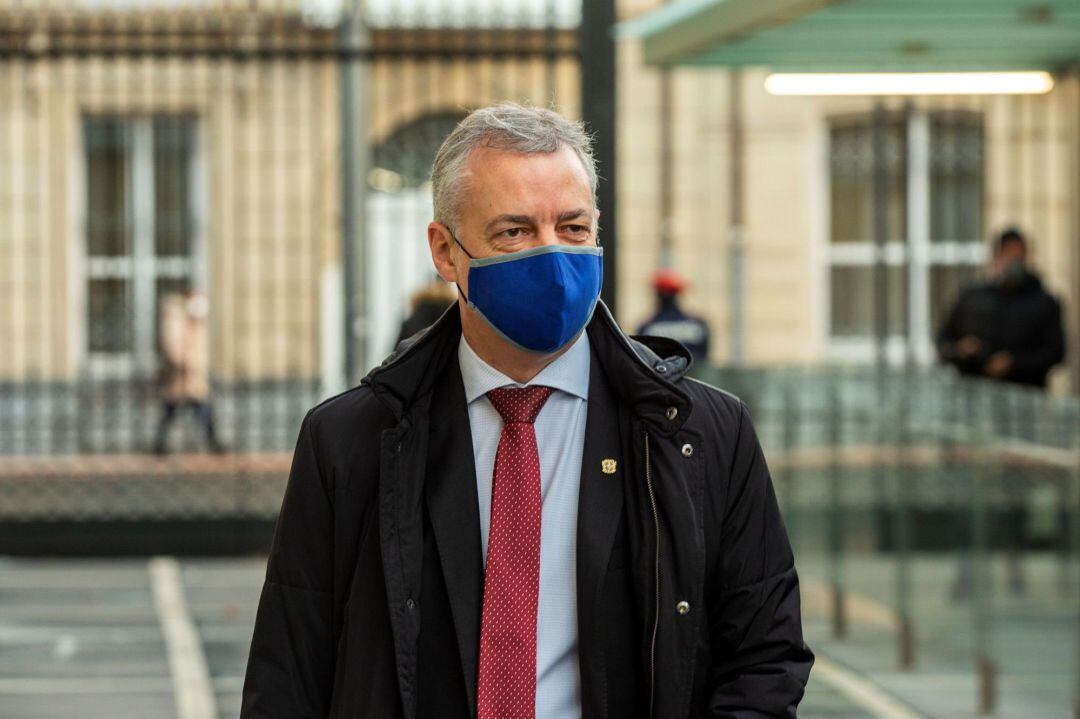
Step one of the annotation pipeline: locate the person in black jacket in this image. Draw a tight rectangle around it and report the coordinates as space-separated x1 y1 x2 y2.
937 228 1065 388
242 103 812 719
937 228 1066 598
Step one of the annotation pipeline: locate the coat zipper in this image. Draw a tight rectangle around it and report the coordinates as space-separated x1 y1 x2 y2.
644 430 659 719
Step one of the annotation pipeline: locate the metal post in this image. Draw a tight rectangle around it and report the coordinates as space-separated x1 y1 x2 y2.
580 0 618 316
1070 403 1080 719
900 100 914 368
1072 71 1080 395
729 68 745 365
340 0 370 385
871 101 890 369
969 383 997 715
827 375 847 638
894 374 915 669
781 376 799 541
658 65 673 269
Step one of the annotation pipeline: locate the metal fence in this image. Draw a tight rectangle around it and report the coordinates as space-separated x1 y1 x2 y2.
0 0 596 555
696 365 1080 717
0 0 587 459
2 356 1077 709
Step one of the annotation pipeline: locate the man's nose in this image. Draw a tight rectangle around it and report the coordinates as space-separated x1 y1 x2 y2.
536 225 561 246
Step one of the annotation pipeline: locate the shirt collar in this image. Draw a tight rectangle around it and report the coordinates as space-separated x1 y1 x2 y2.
458 331 590 404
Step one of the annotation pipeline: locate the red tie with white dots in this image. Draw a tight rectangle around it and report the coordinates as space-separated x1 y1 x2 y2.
477 385 555 719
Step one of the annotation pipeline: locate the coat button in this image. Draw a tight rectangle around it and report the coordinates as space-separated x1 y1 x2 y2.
656 364 668 374
676 600 690 615
681 443 693 457
665 406 678 420
405 598 416 610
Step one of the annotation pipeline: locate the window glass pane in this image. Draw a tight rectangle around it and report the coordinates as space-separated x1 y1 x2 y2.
830 265 907 337
88 278 132 352
829 124 870 244
85 118 130 257
930 264 983 331
829 116 905 244
154 117 195 257
930 112 983 243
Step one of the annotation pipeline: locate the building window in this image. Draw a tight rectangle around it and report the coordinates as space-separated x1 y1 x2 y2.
84 116 200 376
826 110 985 362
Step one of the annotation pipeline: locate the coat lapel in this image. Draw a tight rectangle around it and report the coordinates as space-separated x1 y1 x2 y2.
424 353 483 716
576 351 625 719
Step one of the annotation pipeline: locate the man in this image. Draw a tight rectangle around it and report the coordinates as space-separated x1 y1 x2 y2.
937 228 1066 598
937 228 1065 388
637 269 711 367
242 103 812 719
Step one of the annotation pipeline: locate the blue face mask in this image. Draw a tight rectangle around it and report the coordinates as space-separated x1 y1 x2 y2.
453 234 604 354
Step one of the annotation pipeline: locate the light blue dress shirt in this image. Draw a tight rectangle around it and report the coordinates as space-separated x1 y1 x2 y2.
458 331 589 719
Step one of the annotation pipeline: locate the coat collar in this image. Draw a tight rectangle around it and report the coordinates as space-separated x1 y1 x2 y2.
575 349 627 718
364 300 693 436
423 351 484 714
586 302 692 437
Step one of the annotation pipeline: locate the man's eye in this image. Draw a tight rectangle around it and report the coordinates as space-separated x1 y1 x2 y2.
564 225 591 237
500 228 527 239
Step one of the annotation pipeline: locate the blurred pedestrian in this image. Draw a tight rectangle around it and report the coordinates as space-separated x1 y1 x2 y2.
937 228 1065 388
153 289 225 455
636 268 711 366
242 102 811 718
937 228 1065 598
394 276 457 347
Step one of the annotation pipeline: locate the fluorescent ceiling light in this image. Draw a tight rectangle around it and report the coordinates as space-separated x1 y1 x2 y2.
764 72 1054 96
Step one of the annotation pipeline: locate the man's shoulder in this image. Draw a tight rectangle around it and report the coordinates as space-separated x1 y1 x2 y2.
303 383 396 448
1029 283 1063 311
680 376 746 436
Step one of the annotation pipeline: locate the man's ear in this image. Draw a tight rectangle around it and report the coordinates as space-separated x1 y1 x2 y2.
428 222 459 284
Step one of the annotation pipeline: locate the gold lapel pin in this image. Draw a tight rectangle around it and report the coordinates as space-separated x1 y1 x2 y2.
601 458 617 475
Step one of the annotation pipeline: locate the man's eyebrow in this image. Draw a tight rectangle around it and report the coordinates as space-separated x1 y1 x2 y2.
483 209 592 235
557 209 590 223
484 214 534 234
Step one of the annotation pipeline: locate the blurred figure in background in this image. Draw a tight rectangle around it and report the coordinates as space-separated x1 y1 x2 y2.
154 289 225 455
937 228 1066 598
636 268 711 366
937 228 1065 388
395 276 458 347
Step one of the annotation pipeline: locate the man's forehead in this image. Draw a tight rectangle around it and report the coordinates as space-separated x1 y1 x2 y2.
450 147 593 232
464 144 590 188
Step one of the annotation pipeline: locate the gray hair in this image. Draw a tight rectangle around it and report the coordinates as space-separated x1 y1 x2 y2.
430 102 598 229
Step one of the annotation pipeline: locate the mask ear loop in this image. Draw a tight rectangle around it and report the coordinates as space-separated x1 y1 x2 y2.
447 227 474 303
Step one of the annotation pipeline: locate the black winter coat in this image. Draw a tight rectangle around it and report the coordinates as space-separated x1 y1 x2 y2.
936 271 1065 387
241 302 813 718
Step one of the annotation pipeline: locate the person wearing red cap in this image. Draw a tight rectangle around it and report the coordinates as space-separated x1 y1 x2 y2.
637 269 712 366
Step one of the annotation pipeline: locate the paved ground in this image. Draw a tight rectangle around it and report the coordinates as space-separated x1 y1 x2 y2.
0 555 1076 719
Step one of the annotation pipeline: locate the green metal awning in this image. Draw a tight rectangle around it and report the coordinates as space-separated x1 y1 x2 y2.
618 0 1080 71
